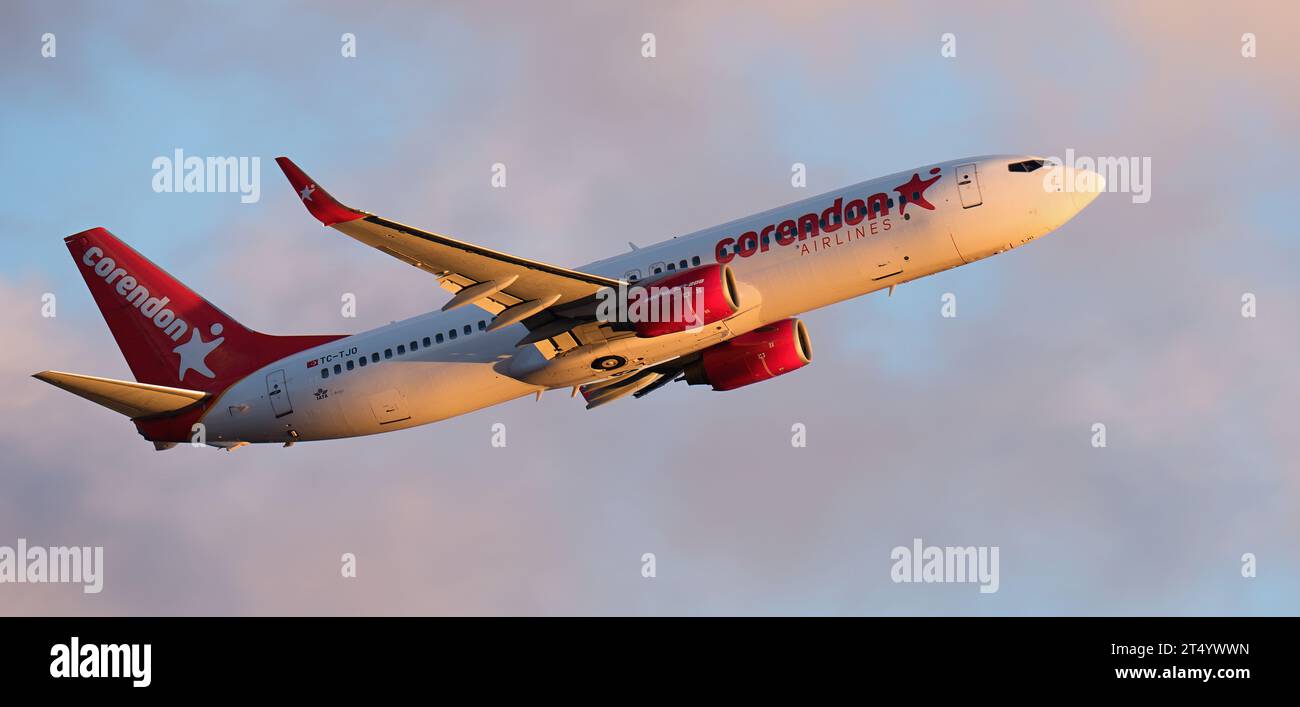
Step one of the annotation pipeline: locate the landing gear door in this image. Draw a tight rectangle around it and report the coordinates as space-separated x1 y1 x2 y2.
266 369 293 418
956 163 983 208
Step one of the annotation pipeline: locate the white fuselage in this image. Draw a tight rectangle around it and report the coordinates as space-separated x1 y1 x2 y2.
204 155 1099 444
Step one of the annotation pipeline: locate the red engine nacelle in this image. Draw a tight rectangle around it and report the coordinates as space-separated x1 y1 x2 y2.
684 318 812 391
632 263 740 337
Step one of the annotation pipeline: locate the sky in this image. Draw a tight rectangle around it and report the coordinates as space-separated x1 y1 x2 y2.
1 0 1297 615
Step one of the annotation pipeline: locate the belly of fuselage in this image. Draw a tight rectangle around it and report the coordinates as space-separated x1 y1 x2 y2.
204 353 539 443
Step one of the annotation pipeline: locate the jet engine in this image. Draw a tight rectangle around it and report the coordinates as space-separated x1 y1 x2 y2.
631 263 740 337
683 318 811 391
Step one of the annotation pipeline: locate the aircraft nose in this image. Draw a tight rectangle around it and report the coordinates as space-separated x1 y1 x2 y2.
1070 168 1105 209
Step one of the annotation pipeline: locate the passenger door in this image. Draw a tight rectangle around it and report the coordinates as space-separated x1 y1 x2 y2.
955 163 983 208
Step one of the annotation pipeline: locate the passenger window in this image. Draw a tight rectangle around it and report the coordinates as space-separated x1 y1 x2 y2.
624 268 641 282
321 369 328 379
666 262 675 271
397 344 406 355
384 349 393 359
449 329 457 340
679 260 688 269
371 352 379 363
651 262 664 274
436 333 444 343
463 324 471 335
478 320 486 331
691 256 700 266
410 340 418 351
346 360 354 371
358 357 367 367
423 337 431 347
333 364 341 374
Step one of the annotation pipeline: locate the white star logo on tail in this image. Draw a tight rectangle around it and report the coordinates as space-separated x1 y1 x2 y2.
172 323 225 381
299 184 316 201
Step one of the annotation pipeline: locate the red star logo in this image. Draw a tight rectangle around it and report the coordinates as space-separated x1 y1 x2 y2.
894 168 942 215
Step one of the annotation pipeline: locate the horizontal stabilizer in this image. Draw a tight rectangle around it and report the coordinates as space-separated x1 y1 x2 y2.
33 371 208 419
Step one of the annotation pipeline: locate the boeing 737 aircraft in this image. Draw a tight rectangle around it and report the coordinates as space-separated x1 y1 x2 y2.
35 155 1102 449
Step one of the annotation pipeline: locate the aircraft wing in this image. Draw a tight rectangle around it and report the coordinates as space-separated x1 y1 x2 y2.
275 157 621 329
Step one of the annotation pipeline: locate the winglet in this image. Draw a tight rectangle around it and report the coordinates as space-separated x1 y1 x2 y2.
274 157 366 227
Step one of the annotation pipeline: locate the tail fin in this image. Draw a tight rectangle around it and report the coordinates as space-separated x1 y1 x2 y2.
64 227 344 395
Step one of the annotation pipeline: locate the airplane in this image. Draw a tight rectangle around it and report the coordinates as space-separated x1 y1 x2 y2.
34 155 1102 449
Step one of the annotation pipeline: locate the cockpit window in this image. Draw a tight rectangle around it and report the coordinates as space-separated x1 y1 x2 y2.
1008 159 1049 173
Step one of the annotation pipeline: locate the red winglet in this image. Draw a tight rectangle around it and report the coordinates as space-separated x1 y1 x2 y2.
274 157 365 227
